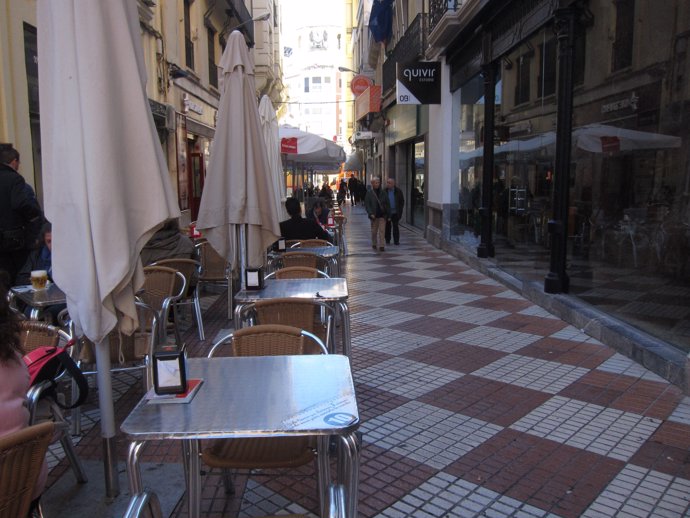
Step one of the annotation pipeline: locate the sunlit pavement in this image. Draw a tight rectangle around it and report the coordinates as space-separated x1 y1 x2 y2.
43 200 690 517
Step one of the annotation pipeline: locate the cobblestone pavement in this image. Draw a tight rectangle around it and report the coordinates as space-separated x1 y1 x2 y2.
44 202 690 517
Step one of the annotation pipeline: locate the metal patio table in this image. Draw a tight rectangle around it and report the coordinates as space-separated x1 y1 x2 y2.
10 283 67 320
234 277 351 356
121 355 360 518
269 245 341 276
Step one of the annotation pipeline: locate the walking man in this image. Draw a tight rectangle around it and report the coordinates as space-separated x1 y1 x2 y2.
364 177 390 252
385 177 404 246
0 144 43 285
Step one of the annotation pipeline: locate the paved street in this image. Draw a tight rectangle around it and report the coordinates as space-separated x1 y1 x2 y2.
43 201 690 517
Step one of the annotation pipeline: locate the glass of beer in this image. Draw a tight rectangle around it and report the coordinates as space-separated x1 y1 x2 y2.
30 270 48 290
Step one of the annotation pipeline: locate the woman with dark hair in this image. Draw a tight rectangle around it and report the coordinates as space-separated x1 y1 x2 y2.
0 283 48 510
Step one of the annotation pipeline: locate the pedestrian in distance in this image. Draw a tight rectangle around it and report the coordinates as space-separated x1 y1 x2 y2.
364 177 390 252
0 144 44 286
384 177 405 246
348 175 359 206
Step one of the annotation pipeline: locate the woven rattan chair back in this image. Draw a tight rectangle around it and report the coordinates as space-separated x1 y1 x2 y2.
231 324 314 356
196 241 229 282
298 239 331 248
17 320 62 354
0 422 54 518
273 266 320 279
281 252 319 269
253 299 329 351
141 266 180 310
150 258 199 296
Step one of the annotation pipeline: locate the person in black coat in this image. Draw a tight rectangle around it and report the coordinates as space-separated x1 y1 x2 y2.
279 198 333 243
0 145 44 285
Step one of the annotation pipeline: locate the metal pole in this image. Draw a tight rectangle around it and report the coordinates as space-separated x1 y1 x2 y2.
95 338 120 497
544 5 580 293
478 34 496 258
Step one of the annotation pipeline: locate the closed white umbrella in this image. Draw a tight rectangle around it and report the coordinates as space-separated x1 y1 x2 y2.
38 0 179 495
259 96 288 221
196 32 281 283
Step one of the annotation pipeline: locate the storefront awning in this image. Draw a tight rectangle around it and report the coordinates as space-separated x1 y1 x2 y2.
355 85 382 121
344 150 363 172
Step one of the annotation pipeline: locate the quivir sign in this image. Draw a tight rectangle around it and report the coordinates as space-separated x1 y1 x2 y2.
396 61 441 105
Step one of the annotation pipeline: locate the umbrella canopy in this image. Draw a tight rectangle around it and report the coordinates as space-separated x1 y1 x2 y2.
196 31 281 270
38 0 179 493
258 96 288 221
573 124 682 153
279 125 346 167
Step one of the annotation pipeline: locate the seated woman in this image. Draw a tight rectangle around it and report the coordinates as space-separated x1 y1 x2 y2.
279 198 333 243
0 283 48 514
307 198 330 228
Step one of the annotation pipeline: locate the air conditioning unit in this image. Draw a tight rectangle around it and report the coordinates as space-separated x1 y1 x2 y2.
353 131 373 141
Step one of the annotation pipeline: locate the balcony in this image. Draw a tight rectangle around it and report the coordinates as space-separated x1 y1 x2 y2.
225 0 254 45
382 13 428 95
429 0 460 33
427 0 490 54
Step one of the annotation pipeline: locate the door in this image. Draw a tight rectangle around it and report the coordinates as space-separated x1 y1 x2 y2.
189 151 205 221
410 141 426 231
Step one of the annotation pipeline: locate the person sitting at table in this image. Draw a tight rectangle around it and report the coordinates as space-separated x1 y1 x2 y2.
0 283 48 514
307 198 330 228
279 197 333 243
140 218 195 266
16 222 66 324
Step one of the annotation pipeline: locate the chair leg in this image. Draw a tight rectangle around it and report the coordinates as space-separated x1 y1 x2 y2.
221 468 236 495
55 415 88 483
193 292 205 341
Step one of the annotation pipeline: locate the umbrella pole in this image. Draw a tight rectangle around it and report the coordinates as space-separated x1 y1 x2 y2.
239 224 247 291
95 339 120 496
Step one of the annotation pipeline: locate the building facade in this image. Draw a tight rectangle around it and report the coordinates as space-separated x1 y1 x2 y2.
0 0 285 223
346 0 690 388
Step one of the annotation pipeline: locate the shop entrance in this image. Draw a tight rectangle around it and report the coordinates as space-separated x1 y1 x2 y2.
188 148 205 221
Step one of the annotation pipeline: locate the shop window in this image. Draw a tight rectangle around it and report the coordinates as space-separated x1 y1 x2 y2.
514 54 531 105
184 0 194 70
612 0 634 71
538 38 556 98
207 27 218 89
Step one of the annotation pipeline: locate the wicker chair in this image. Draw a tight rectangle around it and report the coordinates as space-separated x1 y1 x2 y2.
247 298 334 352
266 266 330 280
0 422 55 518
297 239 332 248
150 258 204 340
280 251 331 271
139 266 186 345
195 240 230 295
203 325 327 495
18 321 88 484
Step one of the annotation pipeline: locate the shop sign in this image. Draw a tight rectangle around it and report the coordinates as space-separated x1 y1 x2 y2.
182 93 204 115
280 137 298 154
355 85 382 120
396 61 441 105
351 75 374 96
601 91 639 114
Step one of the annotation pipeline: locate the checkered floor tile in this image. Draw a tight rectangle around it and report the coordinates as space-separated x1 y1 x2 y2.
43 203 690 518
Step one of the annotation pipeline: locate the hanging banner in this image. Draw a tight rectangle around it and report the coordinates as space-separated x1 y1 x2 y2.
396 61 441 105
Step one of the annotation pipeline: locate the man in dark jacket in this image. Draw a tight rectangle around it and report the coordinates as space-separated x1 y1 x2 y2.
0 145 44 285
384 177 405 246
279 197 333 243
364 177 390 252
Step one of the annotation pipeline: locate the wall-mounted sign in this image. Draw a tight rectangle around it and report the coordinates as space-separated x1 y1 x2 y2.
355 85 382 121
351 75 373 96
396 61 441 105
281 137 298 154
182 93 204 115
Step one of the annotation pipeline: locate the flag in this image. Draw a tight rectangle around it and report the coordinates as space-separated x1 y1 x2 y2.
369 0 393 43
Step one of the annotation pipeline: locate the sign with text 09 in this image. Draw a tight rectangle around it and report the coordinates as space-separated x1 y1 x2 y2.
396 61 441 105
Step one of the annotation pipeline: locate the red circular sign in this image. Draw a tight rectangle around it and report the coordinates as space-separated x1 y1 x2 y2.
350 75 373 96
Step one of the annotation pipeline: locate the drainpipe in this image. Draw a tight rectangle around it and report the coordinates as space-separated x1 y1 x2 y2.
478 33 496 258
544 4 581 293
